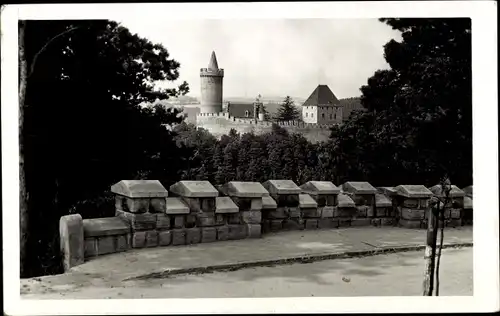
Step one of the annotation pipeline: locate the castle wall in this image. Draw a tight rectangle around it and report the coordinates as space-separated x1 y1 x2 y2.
196 113 333 143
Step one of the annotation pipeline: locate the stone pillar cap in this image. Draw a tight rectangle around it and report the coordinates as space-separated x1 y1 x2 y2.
462 185 473 197
166 197 190 214
377 186 397 196
428 184 465 198
262 196 277 209
300 181 340 195
225 181 269 198
299 193 318 208
215 196 239 213
169 180 219 198
375 193 392 207
111 180 168 198
463 196 473 209
342 181 377 195
395 185 433 198
262 180 301 195
338 193 356 208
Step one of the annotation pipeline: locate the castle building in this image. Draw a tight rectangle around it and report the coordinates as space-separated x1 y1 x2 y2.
301 84 343 124
200 51 224 113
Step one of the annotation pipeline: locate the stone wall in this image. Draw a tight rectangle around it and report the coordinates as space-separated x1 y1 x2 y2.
59 179 473 271
195 113 334 143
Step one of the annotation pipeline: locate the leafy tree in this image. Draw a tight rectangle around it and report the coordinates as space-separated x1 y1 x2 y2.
275 96 301 122
21 20 189 277
332 18 472 187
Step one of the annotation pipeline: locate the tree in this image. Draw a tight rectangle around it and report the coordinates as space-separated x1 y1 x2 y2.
331 18 472 187
22 20 189 277
275 96 301 122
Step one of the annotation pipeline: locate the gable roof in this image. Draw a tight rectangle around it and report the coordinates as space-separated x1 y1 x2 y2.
302 85 340 107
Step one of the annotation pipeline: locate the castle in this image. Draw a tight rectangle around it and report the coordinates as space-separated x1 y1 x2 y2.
196 51 345 142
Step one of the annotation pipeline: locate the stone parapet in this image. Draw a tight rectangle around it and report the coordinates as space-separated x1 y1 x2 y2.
60 179 474 269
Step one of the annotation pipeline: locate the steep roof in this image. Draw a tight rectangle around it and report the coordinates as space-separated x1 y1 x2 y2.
227 102 255 118
208 51 219 70
302 84 340 107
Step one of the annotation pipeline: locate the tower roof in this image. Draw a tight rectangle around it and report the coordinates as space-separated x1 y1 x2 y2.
208 51 219 70
302 84 340 107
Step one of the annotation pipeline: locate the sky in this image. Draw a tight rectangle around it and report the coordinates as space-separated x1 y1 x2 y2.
117 18 402 99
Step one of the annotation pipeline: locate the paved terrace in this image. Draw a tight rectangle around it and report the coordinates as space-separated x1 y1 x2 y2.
21 226 472 295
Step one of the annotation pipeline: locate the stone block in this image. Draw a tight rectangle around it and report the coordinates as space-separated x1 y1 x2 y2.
96 237 113 257
115 195 125 211
124 197 150 213
351 194 374 206
320 206 334 218
351 218 371 227
196 211 216 227
355 206 368 218
318 218 336 229
380 218 396 227
288 207 301 218
367 206 375 217
165 197 190 214
60 214 84 271
145 230 159 247
272 194 300 207
158 231 172 246
183 197 201 212
200 198 216 212
399 219 422 229
302 207 321 218
111 180 168 198
201 227 217 243
262 179 302 195
115 234 130 252
150 198 167 213
227 213 242 224
228 224 247 240
375 193 392 208
261 220 271 234
270 220 283 232
215 214 226 226
375 207 388 217
156 214 170 231
224 181 269 198
172 215 185 229
216 226 229 241
246 224 262 238
450 209 461 219
84 238 97 258
305 219 318 229
215 196 239 213
171 229 186 246
402 198 420 209
400 208 425 220
334 207 354 218
265 207 288 219
282 219 304 231
185 228 201 245
169 180 219 198
338 219 351 227
241 210 262 224
116 210 156 231
371 218 382 227
132 231 147 248
185 214 197 228
447 219 462 228
83 217 130 237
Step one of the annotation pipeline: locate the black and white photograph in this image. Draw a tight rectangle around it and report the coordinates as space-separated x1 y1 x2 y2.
1 1 498 314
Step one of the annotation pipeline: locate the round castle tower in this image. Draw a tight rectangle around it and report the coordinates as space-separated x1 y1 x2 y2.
200 51 224 113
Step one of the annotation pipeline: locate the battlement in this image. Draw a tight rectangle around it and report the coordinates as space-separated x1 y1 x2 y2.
200 68 224 77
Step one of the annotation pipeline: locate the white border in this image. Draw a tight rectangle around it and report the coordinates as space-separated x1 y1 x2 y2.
2 1 499 315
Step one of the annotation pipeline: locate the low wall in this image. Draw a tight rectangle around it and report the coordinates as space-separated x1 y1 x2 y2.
195 113 333 142
60 180 473 271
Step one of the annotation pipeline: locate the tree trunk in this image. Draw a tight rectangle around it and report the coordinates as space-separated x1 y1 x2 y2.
423 203 439 296
18 20 29 277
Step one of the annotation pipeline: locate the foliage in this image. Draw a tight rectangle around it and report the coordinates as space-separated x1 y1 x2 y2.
22 20 190 277
330 18 472 187
275 96 301 121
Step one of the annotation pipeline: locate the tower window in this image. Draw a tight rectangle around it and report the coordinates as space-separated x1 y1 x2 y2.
334 113 337 119
245 110 249 117
306 113 308 118
330 114 332 119
322 113 325 119
311 113 314 118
